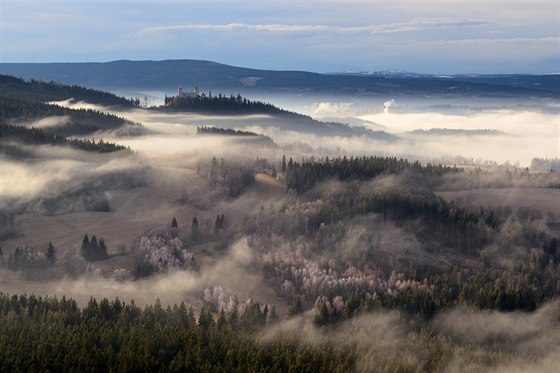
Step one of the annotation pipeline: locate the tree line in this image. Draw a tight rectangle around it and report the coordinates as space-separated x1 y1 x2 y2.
0 74 138 107
164 92 308 118
282 155 462 193
1 95 140 136
4 243 56 271
196 126 274 144
0 294 354 372
0 124 130 153
81 234 109 262
531 157 560 172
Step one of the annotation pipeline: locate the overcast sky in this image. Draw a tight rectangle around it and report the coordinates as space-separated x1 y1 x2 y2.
1 1 558 74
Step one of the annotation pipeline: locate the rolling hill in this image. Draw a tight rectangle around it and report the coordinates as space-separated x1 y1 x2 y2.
2 60 558 98
0 74 137 107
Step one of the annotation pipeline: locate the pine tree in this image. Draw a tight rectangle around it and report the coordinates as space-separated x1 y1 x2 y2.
288 296 303 318
171 217 178 229
82 234 90 254
217 308 227 331
91 236 98 251
198 306 214 330
314 301 330 326
214 214 226 235
210 157 219 184
187 306 196 328
268 305 280 324
228 297 240 331
98 238 108 260
46 242 56 264
191 217 200 241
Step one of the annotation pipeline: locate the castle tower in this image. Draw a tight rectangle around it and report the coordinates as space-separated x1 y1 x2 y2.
194 86 200 96
178 85 184 97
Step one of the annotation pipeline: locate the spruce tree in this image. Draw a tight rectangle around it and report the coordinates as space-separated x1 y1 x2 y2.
82 234 90 254
46 242 56 264
267 305 280 324
98 238 108 260
288 296 303 318
191 217 200 241
91 236 98 251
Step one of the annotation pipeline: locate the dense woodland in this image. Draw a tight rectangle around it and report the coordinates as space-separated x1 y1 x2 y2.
196 157 256 197
164 93 297 116
531 157 560 172
0 294 359 372
283 155 462 193
196 126 274 145
0 95 139 136
0 74 137 107
0 125 130 153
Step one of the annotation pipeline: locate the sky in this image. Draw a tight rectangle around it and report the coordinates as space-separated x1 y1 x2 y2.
1 1 558 74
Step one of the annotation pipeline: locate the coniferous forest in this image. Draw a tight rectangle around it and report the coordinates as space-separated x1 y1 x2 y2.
0 74 138 107
0 95 140 136
164 93 292 116
1 125 130 153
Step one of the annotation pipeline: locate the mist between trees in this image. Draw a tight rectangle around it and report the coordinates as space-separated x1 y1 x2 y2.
1 149 558 371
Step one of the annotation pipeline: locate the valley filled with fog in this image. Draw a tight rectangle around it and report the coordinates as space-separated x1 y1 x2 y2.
1 83 559 371
2 0 559 368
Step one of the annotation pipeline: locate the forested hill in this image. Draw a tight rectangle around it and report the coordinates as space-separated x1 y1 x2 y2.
1 60 557 98
0 125 130 153
164 94 397 140
196 126 274 144
283 155 463 193
164 93 304 117
0 95 140 136
0 74 138 107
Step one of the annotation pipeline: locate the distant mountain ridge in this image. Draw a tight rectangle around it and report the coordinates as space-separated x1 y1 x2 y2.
1 59 558 98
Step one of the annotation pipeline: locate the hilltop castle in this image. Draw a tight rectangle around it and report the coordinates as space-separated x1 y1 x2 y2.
177 85 206 98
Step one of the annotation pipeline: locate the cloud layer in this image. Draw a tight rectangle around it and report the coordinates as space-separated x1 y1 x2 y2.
137 18 491 35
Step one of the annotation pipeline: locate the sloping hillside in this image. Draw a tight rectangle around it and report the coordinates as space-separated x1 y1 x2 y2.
1 60 557 98
0 74 137 106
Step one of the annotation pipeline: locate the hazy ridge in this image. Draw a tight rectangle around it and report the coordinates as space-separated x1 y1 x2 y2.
2 59 558 98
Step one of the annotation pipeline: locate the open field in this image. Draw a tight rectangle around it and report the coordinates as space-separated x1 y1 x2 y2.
436 187 560 213
0 172 290 309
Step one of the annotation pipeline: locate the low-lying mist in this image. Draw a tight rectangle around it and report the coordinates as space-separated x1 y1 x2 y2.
260 300 560 372
57 98 559 167
1 93 558 372
0 237 275 311
0 142 144 211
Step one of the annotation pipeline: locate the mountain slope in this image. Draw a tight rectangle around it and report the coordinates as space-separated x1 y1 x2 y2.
0 95 139 136
1 60 557 98
0 74 137 106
